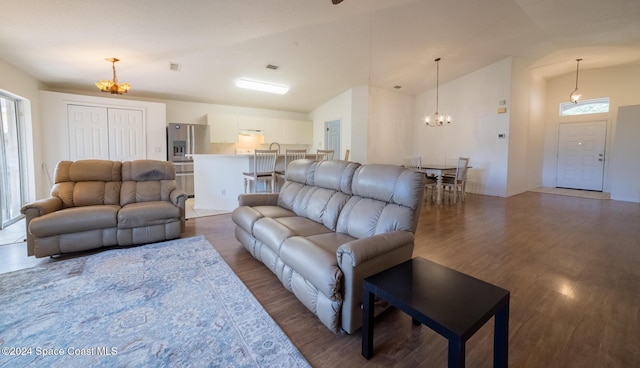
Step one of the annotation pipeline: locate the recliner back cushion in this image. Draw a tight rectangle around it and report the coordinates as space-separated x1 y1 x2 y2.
277 159 359 231
120 160 177 205
336 164 425 238
51 160 122 208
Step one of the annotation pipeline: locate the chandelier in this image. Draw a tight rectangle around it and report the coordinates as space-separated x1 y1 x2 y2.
425 58 451 127
95 58 131 94
569 58 583 104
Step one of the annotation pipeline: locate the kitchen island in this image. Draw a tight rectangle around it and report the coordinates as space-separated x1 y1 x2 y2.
190 153 312 212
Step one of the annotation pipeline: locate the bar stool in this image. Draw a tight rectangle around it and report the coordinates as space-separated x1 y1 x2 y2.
243 149 278 193
316 149 334 161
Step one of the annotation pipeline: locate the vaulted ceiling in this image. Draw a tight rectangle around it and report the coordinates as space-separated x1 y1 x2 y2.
1 0 639 112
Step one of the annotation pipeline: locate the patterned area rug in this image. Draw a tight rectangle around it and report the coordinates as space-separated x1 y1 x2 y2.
0 236 309 367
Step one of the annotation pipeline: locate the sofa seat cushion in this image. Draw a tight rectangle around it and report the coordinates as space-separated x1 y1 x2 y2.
304 232 357 254
253 216 334 256
232 206 297 237
29 205 120 237
118 201 180 229
280 236 343 301
276 216 334 237
253 205 296 219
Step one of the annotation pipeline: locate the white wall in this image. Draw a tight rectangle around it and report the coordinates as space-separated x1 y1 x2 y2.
411 58 513 197
542 63 640 191
368 86 414 165
507 58 546 196
308 89 356 162
610 105 640 202
38 91 166 198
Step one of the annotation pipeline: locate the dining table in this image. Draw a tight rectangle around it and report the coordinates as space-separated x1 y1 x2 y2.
416 164 457 205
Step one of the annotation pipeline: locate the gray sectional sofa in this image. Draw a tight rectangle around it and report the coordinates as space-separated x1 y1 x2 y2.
232 159 425 334
21 159 187 258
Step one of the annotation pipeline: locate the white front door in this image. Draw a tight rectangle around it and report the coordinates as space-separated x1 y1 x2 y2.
556 121 607 191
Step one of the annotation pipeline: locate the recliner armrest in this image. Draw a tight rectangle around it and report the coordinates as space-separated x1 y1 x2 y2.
20 197 64 257
238 193 279 207
337 230 415 267
21 197 63 217
336 230 415 334
169 189 188 232
170 189 188 207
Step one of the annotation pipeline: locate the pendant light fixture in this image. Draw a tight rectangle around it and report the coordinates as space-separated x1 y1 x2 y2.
95 58 131 94
425 58 451 127
569 58 583 104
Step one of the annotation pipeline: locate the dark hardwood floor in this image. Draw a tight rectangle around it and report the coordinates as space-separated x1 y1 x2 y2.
3 192 639 367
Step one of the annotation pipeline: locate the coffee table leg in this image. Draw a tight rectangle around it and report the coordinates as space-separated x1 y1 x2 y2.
494 301 509 368
448 338 465 368
362 288 375 359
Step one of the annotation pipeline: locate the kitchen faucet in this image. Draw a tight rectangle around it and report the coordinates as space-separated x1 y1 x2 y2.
269 142 280 154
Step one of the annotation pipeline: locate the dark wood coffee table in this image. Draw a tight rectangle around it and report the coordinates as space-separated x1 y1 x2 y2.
362 257 510 368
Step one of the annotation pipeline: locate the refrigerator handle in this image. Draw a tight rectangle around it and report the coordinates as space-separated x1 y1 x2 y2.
187 125 192 154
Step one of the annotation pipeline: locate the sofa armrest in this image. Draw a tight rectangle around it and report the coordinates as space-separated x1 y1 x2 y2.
336 230 415 334
170 189 188 232
238 193 279 207
21 197 64 257
21 197 63 217
337 230 414 267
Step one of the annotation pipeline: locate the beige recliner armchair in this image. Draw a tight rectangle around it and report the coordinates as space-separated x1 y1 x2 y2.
21 159 187 258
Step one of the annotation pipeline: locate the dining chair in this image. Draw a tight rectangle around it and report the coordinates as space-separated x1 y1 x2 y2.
442 157 470 203
344 149 350 161
403 156 437 203
316 149 334 161
243 149 278 193
443 156 459 178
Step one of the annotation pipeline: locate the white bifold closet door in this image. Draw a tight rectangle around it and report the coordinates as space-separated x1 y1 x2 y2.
67 104 145 161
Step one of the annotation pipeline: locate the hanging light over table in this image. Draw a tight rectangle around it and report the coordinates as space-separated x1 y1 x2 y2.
569 58 583 104
425 58 451 127
95 58 131 94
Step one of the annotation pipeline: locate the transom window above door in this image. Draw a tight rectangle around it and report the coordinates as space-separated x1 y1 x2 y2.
560 97 610 116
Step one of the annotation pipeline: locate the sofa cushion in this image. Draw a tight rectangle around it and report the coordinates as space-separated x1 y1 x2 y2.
51 160 122 208
118 201 180 229
29 205 120 237
253 218 297 255
276 217 333 237
277 160 359 231
280 236 343 301
253 216 333 256
55 160 122 183
336 164 424 238
120 160 177 205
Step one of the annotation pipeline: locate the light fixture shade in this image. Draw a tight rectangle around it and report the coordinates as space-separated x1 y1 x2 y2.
236 79 289 95
569 58 583 104
96 58 130 95
425 57 452 127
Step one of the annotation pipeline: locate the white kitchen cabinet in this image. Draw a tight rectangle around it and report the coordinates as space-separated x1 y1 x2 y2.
297 120 313 145
237 116 265 132
281 119 313 144
208 113 238 143
263 118 282 143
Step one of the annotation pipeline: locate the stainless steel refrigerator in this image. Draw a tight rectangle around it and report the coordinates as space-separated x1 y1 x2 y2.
167 123 210 197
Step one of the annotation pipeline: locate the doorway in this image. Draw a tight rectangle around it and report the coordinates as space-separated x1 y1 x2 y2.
0 94 27 229
556 121 606 191
324 120 341 159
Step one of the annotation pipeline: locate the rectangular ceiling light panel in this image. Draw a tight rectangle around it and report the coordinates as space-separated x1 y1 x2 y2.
236 79 289 95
